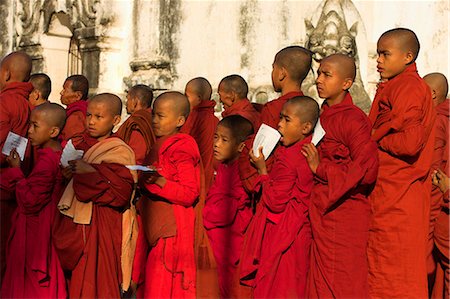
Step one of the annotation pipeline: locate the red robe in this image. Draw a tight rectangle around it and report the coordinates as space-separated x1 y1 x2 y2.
222 98 261 131
0 148 66 298
240 136 313 298
238 91 303 193
203 159 252 298
307 93 378 298
431 99 449 299
60 100 88 144
142 133 200 298
367 63 435 298
0 81 33 283
52 138 135 298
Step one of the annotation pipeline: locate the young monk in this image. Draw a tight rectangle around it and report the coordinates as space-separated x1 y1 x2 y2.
203 115 253 298
139 91 200 298
301 54 378 298
367 28 436 298
239 46 312 193
240 96 319 298
29 73 51 107
0 51 33 282
424 73 449 298
219 74 261 130
0 103 67 298
59 74 89 146
53 93 138 298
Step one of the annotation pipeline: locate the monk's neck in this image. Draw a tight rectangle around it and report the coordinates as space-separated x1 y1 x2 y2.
41 139 62 151
326 92 347 106
281 82 302 96
96 132 113 142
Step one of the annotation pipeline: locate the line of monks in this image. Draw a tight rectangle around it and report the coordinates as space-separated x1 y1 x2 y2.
0 27 448 299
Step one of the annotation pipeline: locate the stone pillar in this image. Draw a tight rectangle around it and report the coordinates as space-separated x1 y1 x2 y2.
0 0 14 58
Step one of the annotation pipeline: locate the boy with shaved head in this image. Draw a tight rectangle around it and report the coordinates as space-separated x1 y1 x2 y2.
0 51 33 282
424 72 449 297
219 74 261 130
1 103 67 298
240 96 318 298
301 53 378 298
53 93 138 298
28 73 51 108
367 28 436 298
138 91 201 298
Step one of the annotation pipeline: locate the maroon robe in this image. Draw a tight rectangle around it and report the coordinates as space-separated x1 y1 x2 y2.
240 136 313 298
0 148 66 298
60 100 88 145
307 93 378 298
222 98 261 131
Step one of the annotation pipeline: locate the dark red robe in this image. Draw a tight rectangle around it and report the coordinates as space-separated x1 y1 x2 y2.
221 98 261 131
367 63 436 298
0 148 66 298
203 159 252 298
307 93 378 298
60 100 88 145
240 136 313 298
141 133 200 298
0 81 33 283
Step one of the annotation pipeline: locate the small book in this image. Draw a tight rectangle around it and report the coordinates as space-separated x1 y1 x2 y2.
60 140 84 167
126 165 158 172
311 119 326 146
1 131 28 161
253 123 281 160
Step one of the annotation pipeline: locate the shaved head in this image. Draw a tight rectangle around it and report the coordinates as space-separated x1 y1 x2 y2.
380 28 420 63
322 54 356 81
129 84 154 108
286 96 320 127
218 115 254 144
424 72 448 105
0 51 32 90
34 102 66 130
90 93 123 116
155 91 190 119
219 75 248 99
30 73 52 100
186 77 212 100
274 46 312 82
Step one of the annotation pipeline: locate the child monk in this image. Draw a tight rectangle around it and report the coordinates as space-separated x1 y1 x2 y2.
203 115 253 298
59 74 89 145
239 46 312 193
0 103 67 298
240 96 319 298
301 54 378 298
219 74 261 130
29 73 51 107
53 93 138 298
424 73 449 286
367 28 436 298
139 91 200 298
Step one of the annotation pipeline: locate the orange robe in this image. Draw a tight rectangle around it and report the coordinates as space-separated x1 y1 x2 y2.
367 63 435 298
141 133 200 298
60 100 88 145
431 99 449 299
222 98 261 131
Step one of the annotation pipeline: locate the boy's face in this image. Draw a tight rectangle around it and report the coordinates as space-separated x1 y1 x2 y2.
86 101 120 141
125 93 137 115
60 80 80 106
271 61 283 93
184 84 201 109
316 60 347 101
28 89 40 106
218 83 234 109
376 36 412 80
152 99 184 137
28 110 56 147
278 103 308 146
213 124 242 162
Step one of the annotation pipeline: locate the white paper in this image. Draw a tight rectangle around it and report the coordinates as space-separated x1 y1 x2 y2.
60 140 84 167
1 131 28 161
252 123 281 160
126 165 157 172
311 119 326 146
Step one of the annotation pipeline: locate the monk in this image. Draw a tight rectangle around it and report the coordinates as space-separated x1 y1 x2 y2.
1 103 67 298
28 73 51 108
239 46 312 193
59 74 89 146
302 54 378 298
424 73 449 298
182 77 220 298
367 28 436 298
53 93 138 298
240 96 318 297
0 51 33 283
203 115 253 298
431 169 449 299
219 74 261 130
139 91 200 298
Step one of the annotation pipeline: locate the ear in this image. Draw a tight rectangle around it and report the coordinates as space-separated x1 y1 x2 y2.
50 127 60 139
301 121 314 135
405 51 414 65
112 115 121 127
237 141 246 153
75 91 83 101
231 91 239 102
29 90 38 101
279 67 287 81
176 115 186 128
431 89 437 100
342 78 353 91
5 70 11 82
